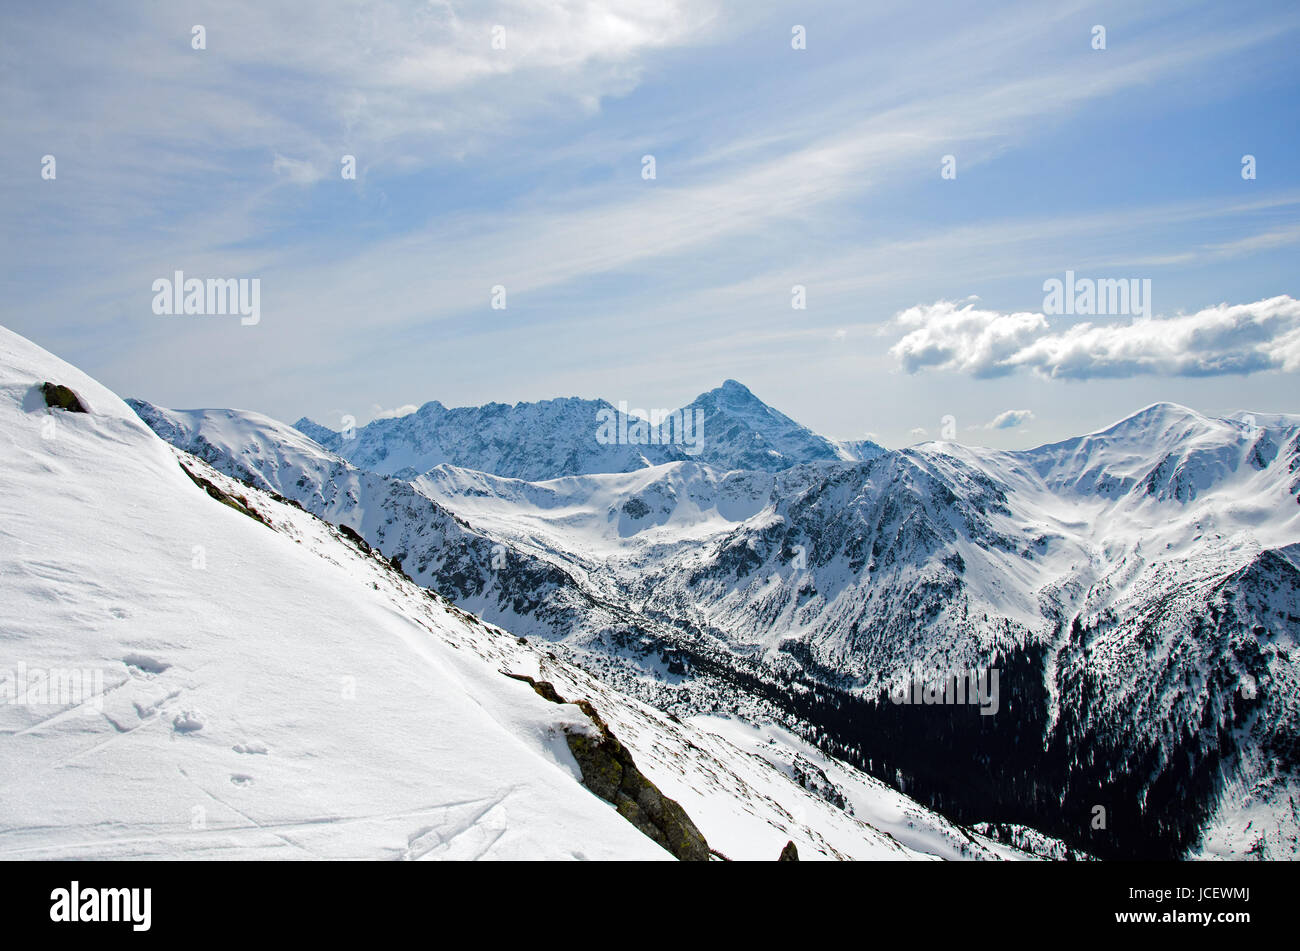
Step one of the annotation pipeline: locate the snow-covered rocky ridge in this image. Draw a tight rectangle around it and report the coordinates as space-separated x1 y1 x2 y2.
293 380 882 481
129 366 1300 859
1 325 1037 861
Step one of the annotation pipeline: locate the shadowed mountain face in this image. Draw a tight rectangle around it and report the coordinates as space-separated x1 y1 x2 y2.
133 385 1300 860
292 381 884 481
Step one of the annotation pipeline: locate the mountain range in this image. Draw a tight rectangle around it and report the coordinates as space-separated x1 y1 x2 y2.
291 379 883 481
124 374 1300 859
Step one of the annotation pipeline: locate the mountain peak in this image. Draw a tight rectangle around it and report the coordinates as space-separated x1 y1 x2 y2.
292 414 327 431
692 379 769 411
1120 400 1202 423
293 416 340 447
1091 402 1209 440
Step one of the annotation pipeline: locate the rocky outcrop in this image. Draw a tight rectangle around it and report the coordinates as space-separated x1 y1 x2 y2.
177 462 270 527
41 381 88 413
504 673 710 861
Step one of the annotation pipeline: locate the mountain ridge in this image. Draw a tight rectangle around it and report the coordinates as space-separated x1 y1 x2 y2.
291 380 885 480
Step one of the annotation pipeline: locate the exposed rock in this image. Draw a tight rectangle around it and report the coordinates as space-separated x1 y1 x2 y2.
503 672 566 705
177 462 270 527
504 672 710 861
41 381 88 413
778 840 799 861
337 523 371 553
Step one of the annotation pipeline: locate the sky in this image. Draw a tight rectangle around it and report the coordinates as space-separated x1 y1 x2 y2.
1 0 1297 449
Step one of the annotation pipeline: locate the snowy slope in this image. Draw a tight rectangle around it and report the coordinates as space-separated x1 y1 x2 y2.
2 325 1026 861
416 461 782 558
0 328 669 860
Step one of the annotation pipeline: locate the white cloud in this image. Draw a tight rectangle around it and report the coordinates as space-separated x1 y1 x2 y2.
890 301 1048 377
370 403 420 420
984 409 1034 429
889 296 1300 380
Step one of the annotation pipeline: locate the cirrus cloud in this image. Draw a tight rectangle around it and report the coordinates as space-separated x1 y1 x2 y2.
889 295 1300 380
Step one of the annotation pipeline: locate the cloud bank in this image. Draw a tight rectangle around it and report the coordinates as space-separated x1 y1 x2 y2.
889 296 1300 380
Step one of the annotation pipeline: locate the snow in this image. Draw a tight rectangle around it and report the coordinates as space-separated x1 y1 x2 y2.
417 461 777 560
686 715 1035 861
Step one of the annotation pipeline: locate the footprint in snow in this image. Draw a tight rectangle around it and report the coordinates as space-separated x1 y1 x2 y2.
171 711 204 733
123 653 171 675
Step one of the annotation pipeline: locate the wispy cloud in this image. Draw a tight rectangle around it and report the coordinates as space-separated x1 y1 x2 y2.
272 153 326 186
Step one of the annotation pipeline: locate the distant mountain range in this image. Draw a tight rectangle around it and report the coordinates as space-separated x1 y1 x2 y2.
291 380 883 481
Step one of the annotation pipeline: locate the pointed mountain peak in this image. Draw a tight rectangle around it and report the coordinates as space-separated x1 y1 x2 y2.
292 415 328 432
408 399 446 418
690 379 774 413
291 417 345 450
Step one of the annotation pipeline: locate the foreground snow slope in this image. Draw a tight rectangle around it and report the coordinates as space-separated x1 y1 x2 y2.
2 326 1021 861
0 327 673 860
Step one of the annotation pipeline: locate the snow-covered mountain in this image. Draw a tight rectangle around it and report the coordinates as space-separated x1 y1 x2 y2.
3 325 1037 861
130 369 1300 859
127 398 635 645
677 379 880 470
294 380 882 481
621 404 1300 858
297 397 665 482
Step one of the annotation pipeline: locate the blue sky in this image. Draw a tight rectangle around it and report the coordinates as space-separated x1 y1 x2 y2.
2 0 1298 448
